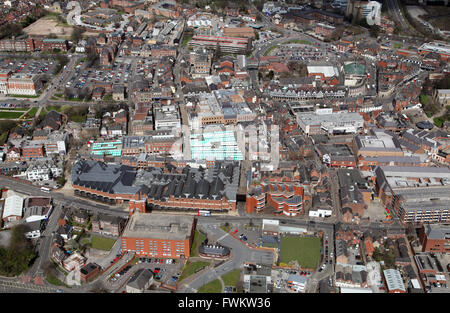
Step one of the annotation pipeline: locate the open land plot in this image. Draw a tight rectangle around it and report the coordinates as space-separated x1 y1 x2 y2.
197 279 222 293
23 17 73 38
221 269 241 287
280 236 321 269
89 235 116 251
419 5 450 31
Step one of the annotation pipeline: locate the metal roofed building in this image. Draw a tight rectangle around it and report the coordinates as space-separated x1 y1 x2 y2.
375 166 450 224
2 195 23 222
90 140 122 157
296 112 364 135
134 160 240 213
418 41 450 61
190 129 244 161
307 64 340 79
419 224 450 253
286 274 307 292
383 269 406 293
199 243 230 259
121 212 195 258
71 159 148 204
355 129 403 157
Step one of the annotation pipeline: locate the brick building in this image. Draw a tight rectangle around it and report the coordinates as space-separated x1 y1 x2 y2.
120 212 195 259
419 224 450 253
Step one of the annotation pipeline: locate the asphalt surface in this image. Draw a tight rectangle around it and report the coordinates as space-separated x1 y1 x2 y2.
178 222 274 293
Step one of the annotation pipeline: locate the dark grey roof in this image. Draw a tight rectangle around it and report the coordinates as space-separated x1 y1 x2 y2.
127 269 153 290
71 160 143 195
199 243 230 256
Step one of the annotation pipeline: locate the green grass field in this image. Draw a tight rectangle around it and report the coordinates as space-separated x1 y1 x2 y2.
264 45 277 56
45 105 62 112
182 34 193 48
0 108 28 111
285 39 311 45
280 236 321 268
46 274 65 286
221 269 241 287
191 229 206 257
24 107 38 118
90 236 116 251
8 94 39 98
0 111 25 119
179 261 210 282
197 279 222 293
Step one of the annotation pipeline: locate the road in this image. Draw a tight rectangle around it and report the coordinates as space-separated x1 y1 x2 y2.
0 279 58 293
178 222 274 293
27 203 63 278
385 0 415 35
0 176 129 217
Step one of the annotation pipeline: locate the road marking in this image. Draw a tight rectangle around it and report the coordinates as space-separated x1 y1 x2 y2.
217 233 228 242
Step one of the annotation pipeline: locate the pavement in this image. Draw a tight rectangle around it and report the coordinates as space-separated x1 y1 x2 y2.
178 222 273 293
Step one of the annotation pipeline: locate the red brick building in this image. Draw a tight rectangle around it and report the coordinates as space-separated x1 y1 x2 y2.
22 144 44 159
80 263 101 283
120 212 195 259
246 183 304 216
419 224 450 253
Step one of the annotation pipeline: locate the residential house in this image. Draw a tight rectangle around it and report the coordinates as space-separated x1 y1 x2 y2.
62 252 87 272
91 214 125 237
56 224 73 241
126 268 154 293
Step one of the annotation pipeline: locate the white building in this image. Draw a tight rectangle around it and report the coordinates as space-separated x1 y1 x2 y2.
23 197 53 223
62 252 87 272
25 158 64 181
45 131 69 155
6 73 41 96
435 89 450 106
287 274 307 292
383 269 406 293
2 195 23 222
75 40 87 53
153 105 181 131
296 112 364 135
309 208 332 218
24 220 42 239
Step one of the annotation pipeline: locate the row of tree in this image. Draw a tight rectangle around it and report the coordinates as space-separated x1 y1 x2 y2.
0 225 36 277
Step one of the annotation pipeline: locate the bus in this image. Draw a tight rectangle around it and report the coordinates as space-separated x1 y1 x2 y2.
40 187 50 193
198 210 211 217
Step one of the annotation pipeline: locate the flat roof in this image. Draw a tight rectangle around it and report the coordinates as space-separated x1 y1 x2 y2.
122 212 194 241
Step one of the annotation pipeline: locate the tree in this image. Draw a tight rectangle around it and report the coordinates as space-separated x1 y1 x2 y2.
64 88 74 99
213 42 222 62
71 27 84 44
0 225 36 277
0 23 23 40
57 176 66 186
258 71 263 81
267 70 274 80
86 50 99 67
